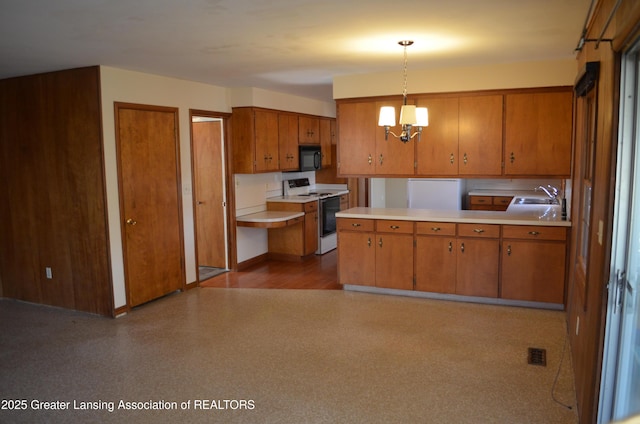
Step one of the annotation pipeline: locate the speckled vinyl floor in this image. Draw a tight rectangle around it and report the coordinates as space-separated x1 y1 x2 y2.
0 288 578 424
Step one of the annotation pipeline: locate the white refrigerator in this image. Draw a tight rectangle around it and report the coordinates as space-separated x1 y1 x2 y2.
407 179 466 210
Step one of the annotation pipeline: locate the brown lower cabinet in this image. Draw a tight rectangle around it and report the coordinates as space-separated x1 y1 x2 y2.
267 200 318 257
500 225 567 303
337 218 413 290
338 217 568 306
415 222 457 293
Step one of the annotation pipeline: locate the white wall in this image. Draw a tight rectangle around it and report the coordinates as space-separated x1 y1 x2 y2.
369 178 409 208
100 66 335 309
333 58 577 99
231 87 336 117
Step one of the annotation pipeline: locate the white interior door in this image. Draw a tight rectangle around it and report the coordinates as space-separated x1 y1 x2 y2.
599 39 640 423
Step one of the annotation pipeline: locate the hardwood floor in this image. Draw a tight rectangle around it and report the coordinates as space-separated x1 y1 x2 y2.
200 249 342 289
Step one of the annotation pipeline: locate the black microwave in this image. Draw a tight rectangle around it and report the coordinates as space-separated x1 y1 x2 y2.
299 145 322 171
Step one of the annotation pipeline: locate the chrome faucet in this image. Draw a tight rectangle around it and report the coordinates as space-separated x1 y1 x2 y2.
535 184 559 199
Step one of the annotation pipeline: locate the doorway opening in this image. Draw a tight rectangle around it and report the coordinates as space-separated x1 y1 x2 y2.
190 112 229 282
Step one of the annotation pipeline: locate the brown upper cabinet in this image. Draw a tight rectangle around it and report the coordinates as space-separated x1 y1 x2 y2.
336 87 573 178
458 95 503 176
337 100 377 175
232 107 335 174
504 90 573 177
278 112 299 171
299 115 320 144
414 96 459 176
232 107 279 173
375 98 415 175
337 97 414 176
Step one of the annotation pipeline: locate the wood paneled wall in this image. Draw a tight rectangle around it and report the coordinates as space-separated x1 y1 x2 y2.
568 1 640 423
0 66 113 316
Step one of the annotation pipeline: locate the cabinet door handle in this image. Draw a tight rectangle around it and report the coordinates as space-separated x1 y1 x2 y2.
378 237 383 248
507 245 512 256
463 153 468 165
473 228 485 233
431 227 441 232
450 153 454 164
368 154 372 165
448 241 453 252
379 154 384 165
528 231 540 236
460 242 465 253
351 223 361 227
367 237 371 247
510 152 515 164
390 225 400 230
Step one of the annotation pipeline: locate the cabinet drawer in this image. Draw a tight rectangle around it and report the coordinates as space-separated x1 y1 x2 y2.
337 218 374 232
375 220 414 234
458 223 500 238
416 222 456 236
304 201 318 212
493 196 513 206
502 225 567 241
469 196 492 205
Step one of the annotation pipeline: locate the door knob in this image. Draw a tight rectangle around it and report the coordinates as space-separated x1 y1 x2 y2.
126 218 137 226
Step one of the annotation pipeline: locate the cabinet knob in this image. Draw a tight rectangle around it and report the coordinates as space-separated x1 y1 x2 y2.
126 218 137 226
460 242 465 253
507 245 512 256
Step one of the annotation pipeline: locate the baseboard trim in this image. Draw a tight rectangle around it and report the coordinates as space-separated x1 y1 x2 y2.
237 253 268 271
343 285 564 311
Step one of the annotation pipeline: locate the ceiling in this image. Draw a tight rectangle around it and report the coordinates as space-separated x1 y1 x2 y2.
0 0 593 102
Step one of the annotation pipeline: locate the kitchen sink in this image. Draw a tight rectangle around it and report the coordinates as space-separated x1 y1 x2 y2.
514 197 560 205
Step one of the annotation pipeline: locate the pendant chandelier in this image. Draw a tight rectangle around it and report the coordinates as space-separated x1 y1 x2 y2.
378 40 429 143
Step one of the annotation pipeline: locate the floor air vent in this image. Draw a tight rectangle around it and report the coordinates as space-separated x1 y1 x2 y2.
528 348 547 366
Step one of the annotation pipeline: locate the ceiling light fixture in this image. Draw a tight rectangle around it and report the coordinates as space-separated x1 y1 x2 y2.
378 40 428 143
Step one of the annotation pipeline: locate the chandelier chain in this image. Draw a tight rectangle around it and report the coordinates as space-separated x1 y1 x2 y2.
402 44 408 100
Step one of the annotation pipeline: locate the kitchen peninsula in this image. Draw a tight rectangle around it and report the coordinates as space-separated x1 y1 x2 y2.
336 195 570 310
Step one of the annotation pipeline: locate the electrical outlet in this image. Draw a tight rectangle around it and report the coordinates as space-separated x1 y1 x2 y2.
45 267 52 279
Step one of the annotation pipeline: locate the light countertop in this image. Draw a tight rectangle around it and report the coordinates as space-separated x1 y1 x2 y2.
236 211 305 229
236 211 304 223
336 204 570 227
